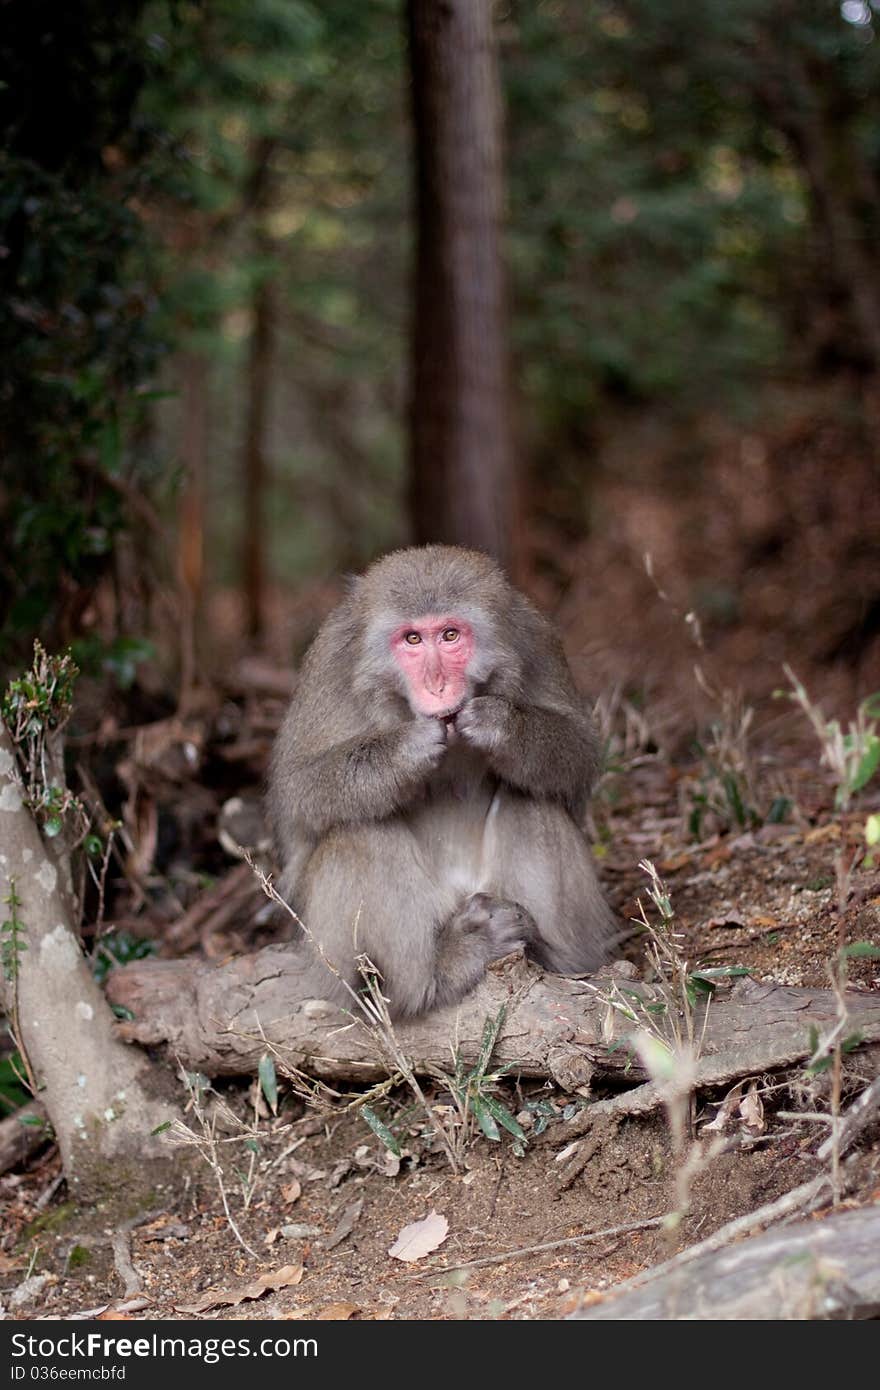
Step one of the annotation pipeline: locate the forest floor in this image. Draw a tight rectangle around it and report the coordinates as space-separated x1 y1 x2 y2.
2 743 879 1322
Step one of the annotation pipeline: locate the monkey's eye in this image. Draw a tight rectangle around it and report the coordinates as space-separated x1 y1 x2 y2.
404 632 422 645
442 628 460 642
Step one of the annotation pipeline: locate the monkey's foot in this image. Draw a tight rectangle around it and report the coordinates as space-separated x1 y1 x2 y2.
455 892 535 958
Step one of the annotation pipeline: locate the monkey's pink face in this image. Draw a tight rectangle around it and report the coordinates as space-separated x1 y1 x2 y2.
390 616 476 717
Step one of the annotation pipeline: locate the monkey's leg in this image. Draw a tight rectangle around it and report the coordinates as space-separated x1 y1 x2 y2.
427 892 535 1015
296 825 532 1018
481 795 615 976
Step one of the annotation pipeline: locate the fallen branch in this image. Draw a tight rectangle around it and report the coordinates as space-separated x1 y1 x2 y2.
572 1199 880 1320
107 947 880 1095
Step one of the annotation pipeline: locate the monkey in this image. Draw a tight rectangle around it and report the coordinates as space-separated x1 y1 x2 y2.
266 544 614 1018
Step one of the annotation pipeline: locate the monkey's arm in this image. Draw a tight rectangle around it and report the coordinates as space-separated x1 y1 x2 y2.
456 695 599 815
269 717 447 839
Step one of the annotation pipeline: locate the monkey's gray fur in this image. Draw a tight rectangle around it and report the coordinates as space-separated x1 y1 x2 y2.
267 545 614 1017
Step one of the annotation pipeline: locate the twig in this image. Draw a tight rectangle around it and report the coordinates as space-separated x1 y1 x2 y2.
110 1230 143 1298
817 1076 880 1162
412 1214 667 1278
580 1173 833 1307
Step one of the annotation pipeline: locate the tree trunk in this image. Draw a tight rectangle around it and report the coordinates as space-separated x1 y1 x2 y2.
0 721 177 1203
407 0 517 566
242 139 276 641
178 352 208 705
242 279 273 641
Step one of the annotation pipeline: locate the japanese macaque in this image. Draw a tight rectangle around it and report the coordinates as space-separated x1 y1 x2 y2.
267 545 613 1018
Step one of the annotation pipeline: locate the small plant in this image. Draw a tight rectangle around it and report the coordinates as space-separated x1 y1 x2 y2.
685 689 761 838
587 861 746 1236
779 668 880 916
804 940 880 1205
2 643 84 839
1 880 27 984
92 930 157 985
164 1064 290 1258
781 668 880 814
1 879 37 1097
446 1006 528 1158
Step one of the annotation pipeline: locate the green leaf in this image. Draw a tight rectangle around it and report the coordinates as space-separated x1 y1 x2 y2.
361 1105 401 1157
866 813 880 847
470 1005 506 1084
851 737 880 794
258 1054 278 1114
806 1056 833 1076
841 1031 864 1054
482 1094 528 1143
767 796 791 824
150 1121 172 1136
43 815 63 838
244 1138 260 1154
470 1095 500 1142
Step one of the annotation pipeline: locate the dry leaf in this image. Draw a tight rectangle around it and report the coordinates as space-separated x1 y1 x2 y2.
706 911 745 930
701 1081 744 1133
739 1081 766 1134
317 1302 360 1320
323 1199 363 1251
388 1210 449 1263
804 823 841 844
176 1262 303 1314
281 1178 302 1206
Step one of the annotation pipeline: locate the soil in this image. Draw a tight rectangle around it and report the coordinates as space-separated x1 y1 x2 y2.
2 753 878 1322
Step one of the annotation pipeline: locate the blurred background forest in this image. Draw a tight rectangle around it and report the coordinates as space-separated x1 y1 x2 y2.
3 0 880 723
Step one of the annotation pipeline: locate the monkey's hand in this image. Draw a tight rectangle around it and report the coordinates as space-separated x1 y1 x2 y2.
398 716 448 777
456 695 511 755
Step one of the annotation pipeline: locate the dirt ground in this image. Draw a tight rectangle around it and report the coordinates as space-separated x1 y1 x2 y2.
2 748 878 1323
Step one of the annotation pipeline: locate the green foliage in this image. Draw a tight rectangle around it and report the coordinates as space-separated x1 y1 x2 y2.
361 1104 401 1158
1 881 27 984
70 634 156 691
2 642 78 735
451 1006 528 1154
0 4 168 664
257 1053 278 1115
781 670 880 812
0 1050 31 1114
2 643 86 839
92 930 157 985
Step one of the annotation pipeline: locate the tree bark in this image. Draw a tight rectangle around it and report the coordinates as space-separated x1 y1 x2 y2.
0 721 177 1202
178 352 208 705
572 1205 880 1320
406 0 517 566
242 138 276 641
105 945 880 1094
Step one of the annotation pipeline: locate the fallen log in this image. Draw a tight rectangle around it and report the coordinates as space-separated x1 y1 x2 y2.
571 1204 880 1320
106 947 880 1092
